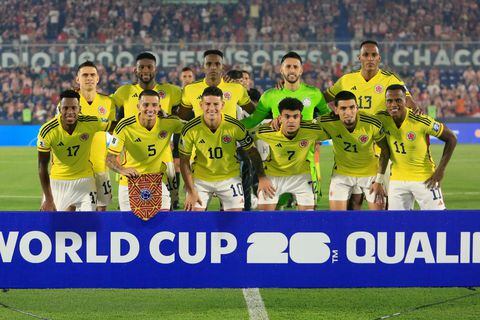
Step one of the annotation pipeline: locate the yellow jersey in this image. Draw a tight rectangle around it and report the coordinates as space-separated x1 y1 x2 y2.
79 93 115 173
111 82 182 117
37 115 110 180
376 109 444 181
108 114 184 186
179 114 253 182
255 122 329 177
319 111 385 177
181 78 251 117
326 69 411 115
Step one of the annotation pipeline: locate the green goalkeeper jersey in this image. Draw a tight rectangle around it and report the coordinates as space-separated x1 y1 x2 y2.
241 82 330 129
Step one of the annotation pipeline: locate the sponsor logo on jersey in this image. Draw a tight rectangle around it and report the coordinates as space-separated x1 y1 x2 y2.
223 92 232 100
57 141 64 146
98 106 106 115
358 135 369 144
433 122 441 132
302 98 312 107
158 90 166 99
38 140 46 148
275 143 283 148
222 135 232 144
336 134 342 139
134 138 142 142
199 139 206 144
132 93 138 98
375 85 383 94
299 140 308 148
159 130 168 139
406 131 416 141
351 86 357 90
80 133 89 141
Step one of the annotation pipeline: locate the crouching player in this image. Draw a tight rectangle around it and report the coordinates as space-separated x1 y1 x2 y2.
377 84 457 210
255 98 329 210
319 91 390 210
106 90 184 211
38 90 114 211
179 86 272 211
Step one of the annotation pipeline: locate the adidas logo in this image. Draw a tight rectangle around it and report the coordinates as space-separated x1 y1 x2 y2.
134 138 142 142
199 139 206 144
336 134 342 139
351 86 357 90
132 93 138 98
57 142 64 146
275 143 282 147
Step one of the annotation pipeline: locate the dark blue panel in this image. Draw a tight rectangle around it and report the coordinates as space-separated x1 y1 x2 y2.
0 211 479 288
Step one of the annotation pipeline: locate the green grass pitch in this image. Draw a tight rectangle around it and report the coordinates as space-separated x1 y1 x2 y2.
0 145 479 319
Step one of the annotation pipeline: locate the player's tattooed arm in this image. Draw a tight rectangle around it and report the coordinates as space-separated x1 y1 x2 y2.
106 153 139 178
246 147 276 199
179 153 203 210
38 151 56 211
425 125 457 188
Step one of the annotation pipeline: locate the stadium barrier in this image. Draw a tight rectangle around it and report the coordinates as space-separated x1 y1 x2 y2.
1 123 479 146
0 211 479 288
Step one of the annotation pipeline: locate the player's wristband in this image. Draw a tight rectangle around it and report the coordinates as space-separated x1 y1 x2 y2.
374 173 385 184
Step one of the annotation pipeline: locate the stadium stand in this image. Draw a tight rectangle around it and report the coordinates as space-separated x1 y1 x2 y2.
1 0 479 121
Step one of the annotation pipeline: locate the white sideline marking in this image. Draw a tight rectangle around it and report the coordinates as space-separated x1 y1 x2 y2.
242 288 269 320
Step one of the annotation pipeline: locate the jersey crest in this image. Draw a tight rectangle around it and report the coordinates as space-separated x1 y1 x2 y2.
223 91 232 100
80 133 90 141
406 131 416 141
358 135 369 144
375 85 383 94
222 135 232 144
158 130 168 139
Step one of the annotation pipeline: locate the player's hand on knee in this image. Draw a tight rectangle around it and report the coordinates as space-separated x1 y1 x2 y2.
425 170 444 189
257 176 276 200
369 182 386 205
40 199 56 212
184 190 202 211
121 168 139 179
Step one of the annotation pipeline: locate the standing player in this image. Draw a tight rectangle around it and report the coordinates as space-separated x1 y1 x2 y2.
242 51 330 128
38 90 113 211
177 50 255 120
324 40 415 113
106 90 184 211
179 67 196 88
241 70 261 103
179 87 273 211
112 52 182 209
255 98 329 210
112 52 182 117
241 51 331 206
75 61 115 211
319 91 389 210
324 40 416 209
376 85 457 210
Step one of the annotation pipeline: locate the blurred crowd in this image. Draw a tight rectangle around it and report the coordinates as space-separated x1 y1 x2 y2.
1 0 478 44
1 0 479 122
1 62 479 122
